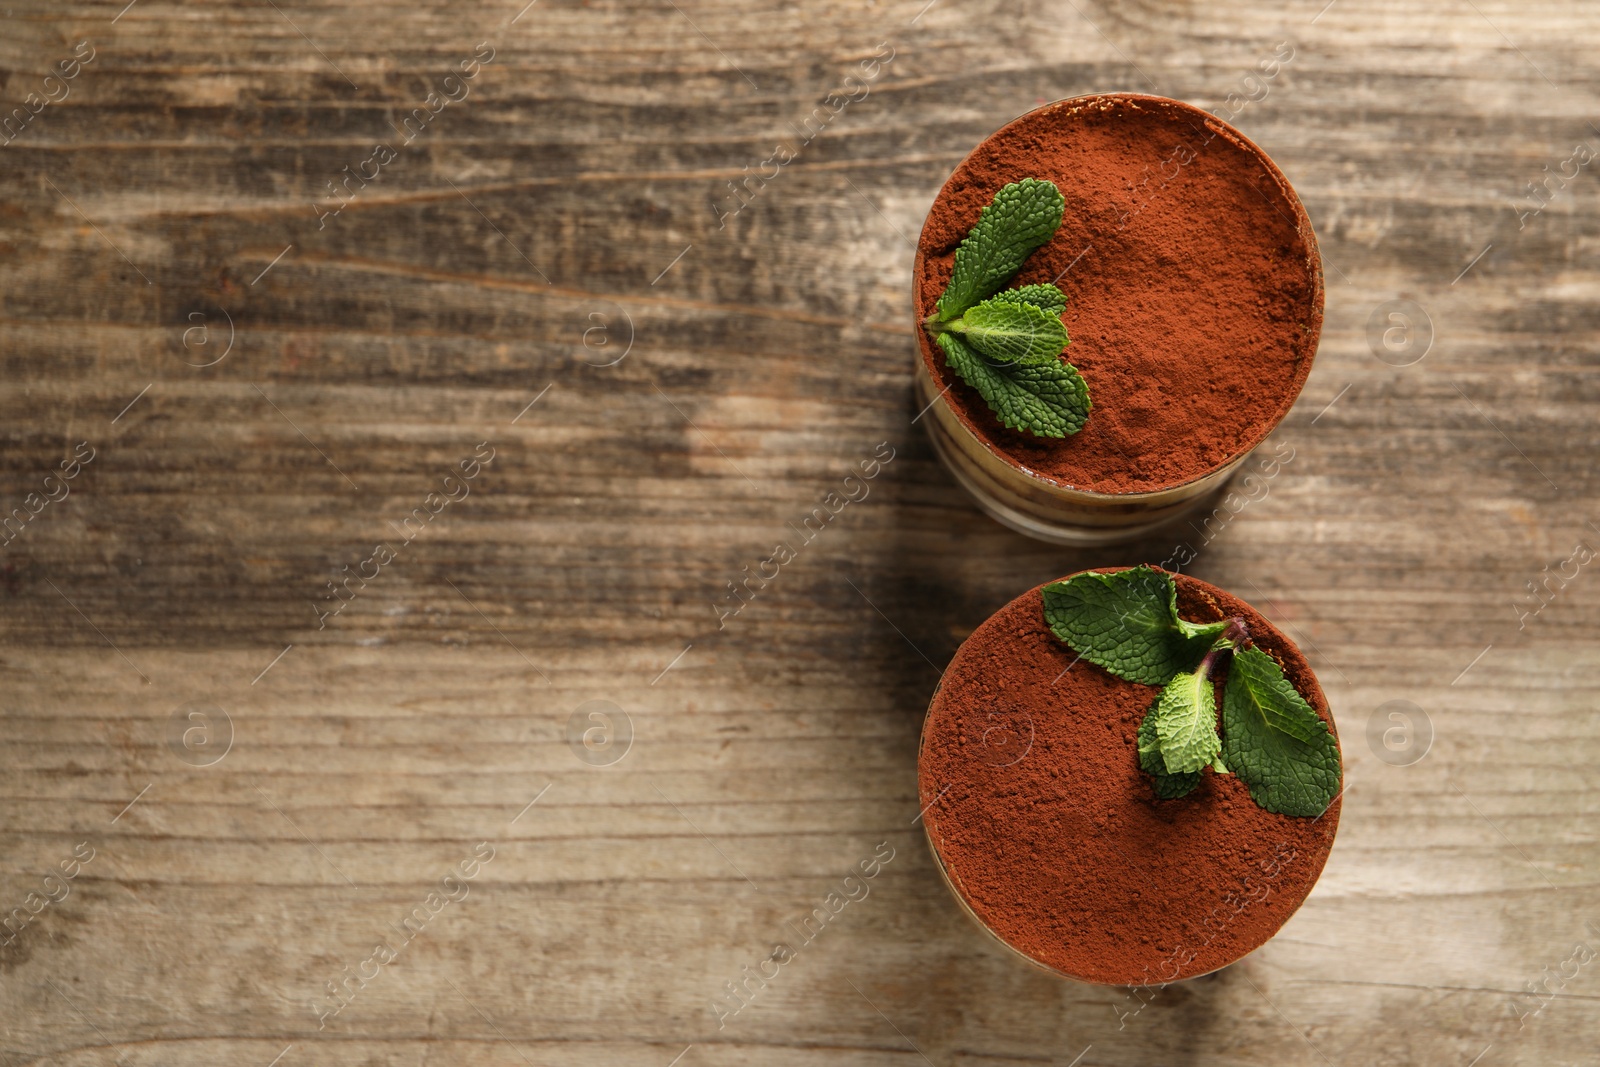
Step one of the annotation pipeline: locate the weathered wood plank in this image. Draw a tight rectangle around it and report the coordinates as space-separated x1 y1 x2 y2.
2 0 1599 1063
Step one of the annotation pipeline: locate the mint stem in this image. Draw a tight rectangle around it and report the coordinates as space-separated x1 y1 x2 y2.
1200 618 1250 679
1221 616 1250 650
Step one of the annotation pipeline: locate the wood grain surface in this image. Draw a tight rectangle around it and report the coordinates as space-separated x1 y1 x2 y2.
2 1 1598 1064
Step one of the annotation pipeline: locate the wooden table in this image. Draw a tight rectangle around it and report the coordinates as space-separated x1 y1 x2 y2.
2 1 1596 1063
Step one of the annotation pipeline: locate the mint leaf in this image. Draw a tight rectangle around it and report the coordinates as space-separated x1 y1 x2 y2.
991 283 1067 317
1138 704 1201 799
1150 662 1221 774
936 332 1090 438
1180 616 1231 643
1041 566 1225 685
936 178 1065 321
1165 582 1231 645
953 298 1069 366
1221 646 1341 817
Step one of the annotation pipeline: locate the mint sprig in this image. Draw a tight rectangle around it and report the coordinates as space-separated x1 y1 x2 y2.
924 179 1090 438
1042 568 1342 818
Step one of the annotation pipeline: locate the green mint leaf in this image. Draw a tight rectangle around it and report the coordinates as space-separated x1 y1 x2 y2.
1165 581 1231 645
936 178 1065 321
1151 662 1222 774
953 298 1069 366
935 331 1090 439
1041 566 1221 685
990 283 1067 317
1138 704 1201 799
1182 617 1231 643
1220 646 1342 817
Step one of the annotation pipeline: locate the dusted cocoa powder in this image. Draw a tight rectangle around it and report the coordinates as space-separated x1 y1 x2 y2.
918 570 1340 985
915 95 1322 494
